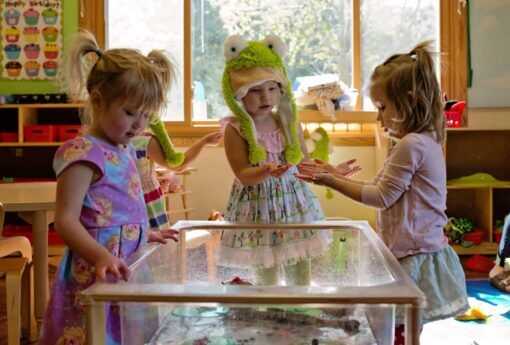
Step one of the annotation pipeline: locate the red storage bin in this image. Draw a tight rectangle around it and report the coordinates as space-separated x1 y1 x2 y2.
494 232 503 244
58 125 82 142
464 229 485 245
23 125 57 142
0 132 19 142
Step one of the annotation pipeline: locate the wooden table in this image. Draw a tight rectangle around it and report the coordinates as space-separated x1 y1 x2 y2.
0 181 57 331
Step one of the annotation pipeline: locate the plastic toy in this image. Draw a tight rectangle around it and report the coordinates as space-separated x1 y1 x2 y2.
444 217 473 244
444 99 466 128
455 306 490 321
221 276 253 285
447 172 508 187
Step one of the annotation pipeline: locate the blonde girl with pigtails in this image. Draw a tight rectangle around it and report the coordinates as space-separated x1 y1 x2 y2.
38 30 176 345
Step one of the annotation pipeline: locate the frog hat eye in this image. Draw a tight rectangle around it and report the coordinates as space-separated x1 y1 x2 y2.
261 35 287 58
223 35 248 61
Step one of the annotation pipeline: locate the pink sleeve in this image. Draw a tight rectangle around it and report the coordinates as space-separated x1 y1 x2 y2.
361 134 425 209
53 136 105 177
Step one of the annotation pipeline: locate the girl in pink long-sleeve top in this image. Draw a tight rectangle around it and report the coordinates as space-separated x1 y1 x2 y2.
297 41 469 344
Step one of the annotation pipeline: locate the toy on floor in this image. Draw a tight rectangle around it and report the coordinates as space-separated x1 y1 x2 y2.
455 306 490 321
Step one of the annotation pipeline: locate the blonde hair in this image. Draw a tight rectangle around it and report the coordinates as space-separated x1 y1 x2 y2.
60 30 175 127
370 41 445 143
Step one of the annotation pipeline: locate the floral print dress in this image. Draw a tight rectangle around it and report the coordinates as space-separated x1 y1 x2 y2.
217 117 330 269
38 134 149 345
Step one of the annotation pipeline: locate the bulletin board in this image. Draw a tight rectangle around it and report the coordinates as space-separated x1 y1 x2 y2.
0 0 78 93
467 1 510 107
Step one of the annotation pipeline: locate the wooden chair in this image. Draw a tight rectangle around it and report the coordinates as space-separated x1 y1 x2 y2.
0 202 37 344
162 168 221 282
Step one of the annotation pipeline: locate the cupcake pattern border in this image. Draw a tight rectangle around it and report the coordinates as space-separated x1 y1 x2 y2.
1 1 63 80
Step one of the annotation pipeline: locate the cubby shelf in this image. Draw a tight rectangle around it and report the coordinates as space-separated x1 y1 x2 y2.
0 103 83 146
445 129 510 255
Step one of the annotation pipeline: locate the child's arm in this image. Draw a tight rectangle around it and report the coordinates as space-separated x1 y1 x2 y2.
147 130 223 172
55 163 129 281
298 159 362 179
298 135 420 209
225 124 288 185
297 172 364 202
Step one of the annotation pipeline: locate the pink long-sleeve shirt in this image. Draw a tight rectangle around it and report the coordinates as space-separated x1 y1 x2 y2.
362 131 448 259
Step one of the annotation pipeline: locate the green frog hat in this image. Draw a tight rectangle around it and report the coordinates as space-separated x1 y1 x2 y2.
222 34 303 165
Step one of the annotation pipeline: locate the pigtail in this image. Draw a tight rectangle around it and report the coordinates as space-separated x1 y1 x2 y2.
147 50 176 97
59 30 100 103
381 41 444 143
58 30 102 127
410 42 445 143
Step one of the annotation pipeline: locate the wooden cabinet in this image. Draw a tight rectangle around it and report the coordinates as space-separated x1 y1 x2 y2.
0 103 82 147
445 129 510 255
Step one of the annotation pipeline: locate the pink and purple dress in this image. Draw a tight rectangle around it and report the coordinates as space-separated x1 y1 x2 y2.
217 117 330 269
38 134 148 345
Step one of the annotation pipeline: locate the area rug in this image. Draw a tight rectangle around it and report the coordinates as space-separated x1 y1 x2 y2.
421 279 510 345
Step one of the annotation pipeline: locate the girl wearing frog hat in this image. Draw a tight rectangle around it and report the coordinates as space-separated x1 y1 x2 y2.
218 35 355 285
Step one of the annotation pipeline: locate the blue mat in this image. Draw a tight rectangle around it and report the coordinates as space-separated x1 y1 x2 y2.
466 279 510 319
422 280 510 344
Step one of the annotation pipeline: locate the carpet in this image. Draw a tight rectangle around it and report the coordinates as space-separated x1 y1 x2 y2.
421 279 510 345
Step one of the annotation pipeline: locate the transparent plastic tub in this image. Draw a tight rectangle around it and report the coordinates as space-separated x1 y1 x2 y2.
81 221 424 345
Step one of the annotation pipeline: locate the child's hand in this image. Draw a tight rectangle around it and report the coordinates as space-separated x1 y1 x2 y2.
148 228 179 244
294 172 336 187
298 159 324 175
335 159 362 177
264 162 290 178
94 253 130 282
298 158 361 178
202 130 223 146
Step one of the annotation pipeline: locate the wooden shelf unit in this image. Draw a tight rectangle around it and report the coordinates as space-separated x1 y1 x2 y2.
0 103 83 146
445 129 510 255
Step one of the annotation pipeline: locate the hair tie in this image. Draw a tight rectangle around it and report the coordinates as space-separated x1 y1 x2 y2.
96 49 104 58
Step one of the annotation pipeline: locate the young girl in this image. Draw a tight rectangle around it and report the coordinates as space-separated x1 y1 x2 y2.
38 31 175 345
133 119 222 240
218 35 338 286
297 41 469 343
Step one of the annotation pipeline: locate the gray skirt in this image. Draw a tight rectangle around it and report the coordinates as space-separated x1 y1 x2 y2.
397 245 470 324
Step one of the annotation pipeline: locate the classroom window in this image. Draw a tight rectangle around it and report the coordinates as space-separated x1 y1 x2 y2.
107 0 440 123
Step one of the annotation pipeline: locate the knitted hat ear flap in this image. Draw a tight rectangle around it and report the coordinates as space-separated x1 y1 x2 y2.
278 85 304 165
149 119 185 167
222 68 266 164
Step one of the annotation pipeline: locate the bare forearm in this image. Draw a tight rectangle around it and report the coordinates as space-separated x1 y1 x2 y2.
178 137 208 169
236 166 271 186
328 176 364 203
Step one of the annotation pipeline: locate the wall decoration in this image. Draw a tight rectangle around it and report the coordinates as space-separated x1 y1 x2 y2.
1 0 63 80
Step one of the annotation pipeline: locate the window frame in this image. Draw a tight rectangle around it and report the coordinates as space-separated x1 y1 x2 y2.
81 0 467 139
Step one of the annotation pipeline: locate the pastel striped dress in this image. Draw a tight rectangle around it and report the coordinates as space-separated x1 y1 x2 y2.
133 134 171 231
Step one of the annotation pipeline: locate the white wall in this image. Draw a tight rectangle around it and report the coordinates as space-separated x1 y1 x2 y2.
179 145 377 226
